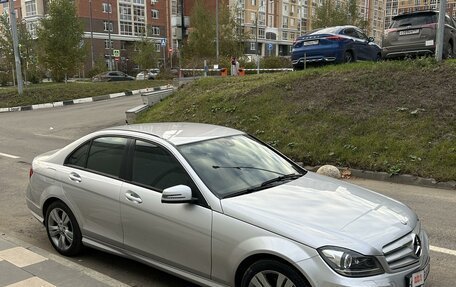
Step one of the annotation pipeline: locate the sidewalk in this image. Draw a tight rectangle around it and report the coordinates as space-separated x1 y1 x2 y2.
0 234 128 287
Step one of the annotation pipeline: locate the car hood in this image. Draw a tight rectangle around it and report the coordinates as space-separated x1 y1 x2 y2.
221 172 417 255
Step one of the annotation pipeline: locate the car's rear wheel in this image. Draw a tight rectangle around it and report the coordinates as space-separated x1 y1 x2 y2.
443 42 453 59
240 259 310 287
45 201 83 256
343 51 354 63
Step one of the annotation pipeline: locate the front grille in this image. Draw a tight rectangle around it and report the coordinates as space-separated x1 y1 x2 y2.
382 224 422 271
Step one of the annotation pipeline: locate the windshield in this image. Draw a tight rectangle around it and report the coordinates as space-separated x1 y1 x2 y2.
391 13 437 28
178 135 304 198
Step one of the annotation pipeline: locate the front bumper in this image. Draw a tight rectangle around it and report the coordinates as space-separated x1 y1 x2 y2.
297 230 430 287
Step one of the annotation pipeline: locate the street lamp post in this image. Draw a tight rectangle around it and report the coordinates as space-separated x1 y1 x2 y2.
89 0 95 69
216 0 219 63
9 0 23 95
107 0 113 70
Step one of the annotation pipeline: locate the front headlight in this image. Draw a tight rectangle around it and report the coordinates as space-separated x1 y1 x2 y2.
318 246 384 277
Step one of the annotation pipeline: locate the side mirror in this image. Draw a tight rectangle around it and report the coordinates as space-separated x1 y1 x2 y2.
161 185 196 204
368 37 375 42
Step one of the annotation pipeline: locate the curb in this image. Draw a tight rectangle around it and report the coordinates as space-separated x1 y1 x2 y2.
0 233 130 287
0 84 174 114
305 165 456 190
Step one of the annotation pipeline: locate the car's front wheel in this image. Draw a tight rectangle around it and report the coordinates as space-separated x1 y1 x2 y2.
443 42 454 59
45 201 83 256
240 259 310 287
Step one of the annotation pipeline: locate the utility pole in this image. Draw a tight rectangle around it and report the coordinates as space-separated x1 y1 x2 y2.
9 0 23 95
89 0 95 69
107 0 113 70
216 0 219 63
435 0 447 62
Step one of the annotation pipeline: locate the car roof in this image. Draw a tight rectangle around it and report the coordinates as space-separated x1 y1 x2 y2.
302 25 359 36
106 122 245 145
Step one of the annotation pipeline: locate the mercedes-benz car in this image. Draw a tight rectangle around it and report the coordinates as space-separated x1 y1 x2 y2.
26 122 430 287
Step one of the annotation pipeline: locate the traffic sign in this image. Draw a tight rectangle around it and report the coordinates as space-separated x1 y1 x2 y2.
113 49 120 57
268 43 273 51
168 47 173 53
161 39 166 47
114 57 120 62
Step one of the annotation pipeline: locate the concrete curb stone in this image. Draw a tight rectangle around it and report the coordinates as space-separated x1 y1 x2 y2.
0 84 173 114
305 165 456 190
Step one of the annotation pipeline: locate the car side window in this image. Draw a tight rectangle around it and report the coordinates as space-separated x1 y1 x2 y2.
343 28 357 38
131 140 196 192
66 141 90 167
355 29 368 40
86 137 128 178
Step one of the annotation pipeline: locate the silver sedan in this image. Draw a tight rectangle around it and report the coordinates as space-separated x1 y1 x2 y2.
26 122 430 287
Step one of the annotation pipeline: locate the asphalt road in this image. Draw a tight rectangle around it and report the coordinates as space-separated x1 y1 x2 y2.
0 96 455 287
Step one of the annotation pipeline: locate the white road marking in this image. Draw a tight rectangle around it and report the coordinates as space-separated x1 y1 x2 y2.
0 152 20 159
430 245 456 256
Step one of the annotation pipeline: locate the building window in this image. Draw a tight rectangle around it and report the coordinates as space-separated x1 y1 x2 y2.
104 39 113 49
133 0 144 4
25 0 37 17
152 9 159 19
120 4 132 21
251 0 256 5
151 26 160 36
133 5 145 22
102 3 112 13
121 41 127 50
155 43 161 52
103 21 113 31
250 12 256 23
135 23 146 36
26 21 37 38
259 28 265 39
120 22 133 35
250 42 256 51
282 31 288 40
282 16 289 28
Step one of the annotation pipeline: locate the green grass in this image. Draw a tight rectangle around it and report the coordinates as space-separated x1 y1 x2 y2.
136 59 456 182
0 80 171 108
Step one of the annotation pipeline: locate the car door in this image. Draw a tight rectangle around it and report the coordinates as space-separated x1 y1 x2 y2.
343 28 369 60
58 136 128 247
120 139 212 277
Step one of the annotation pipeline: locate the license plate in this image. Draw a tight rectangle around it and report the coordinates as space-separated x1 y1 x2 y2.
303 40 319 46
407 262 430 287
399 29 420 36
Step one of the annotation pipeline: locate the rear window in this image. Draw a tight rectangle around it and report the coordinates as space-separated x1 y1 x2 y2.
390 13 438 28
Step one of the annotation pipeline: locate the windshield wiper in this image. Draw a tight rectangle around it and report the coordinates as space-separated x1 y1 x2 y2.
260 173 303 187
212 165 286 176
222 173 303 199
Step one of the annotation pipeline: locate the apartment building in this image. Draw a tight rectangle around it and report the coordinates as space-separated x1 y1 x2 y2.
384 0 456 29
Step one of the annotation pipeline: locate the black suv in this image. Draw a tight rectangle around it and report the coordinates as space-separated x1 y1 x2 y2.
382 11 456 59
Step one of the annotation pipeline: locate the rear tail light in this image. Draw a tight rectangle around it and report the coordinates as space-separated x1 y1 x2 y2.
384 28 397 36
325 35 345 41
422 23 437 29
29 167 33 178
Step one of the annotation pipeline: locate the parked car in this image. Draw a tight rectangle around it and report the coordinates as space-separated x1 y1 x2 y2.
26 122 430 287
136 69 160 80
382 10 456 59
92 71 135 82
291 25 382 69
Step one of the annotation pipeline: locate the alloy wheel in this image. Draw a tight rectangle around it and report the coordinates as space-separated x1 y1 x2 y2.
248 270 296 287
47 208 74 252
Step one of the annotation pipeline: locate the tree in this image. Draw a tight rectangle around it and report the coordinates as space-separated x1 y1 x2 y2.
0 14 38 83
132 36 160 71
312 0 367 30
182 0 244 66
37 0 85 82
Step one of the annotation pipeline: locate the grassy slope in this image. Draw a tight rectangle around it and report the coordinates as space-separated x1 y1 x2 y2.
0 80 170 108
137 60 456 182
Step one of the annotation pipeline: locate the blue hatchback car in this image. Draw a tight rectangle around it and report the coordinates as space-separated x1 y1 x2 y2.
291 25 382 69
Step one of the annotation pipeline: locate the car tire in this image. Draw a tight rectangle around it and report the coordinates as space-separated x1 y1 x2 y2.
240 259 310 287
45 201 83 256
443 42 453 59
343 51 354 63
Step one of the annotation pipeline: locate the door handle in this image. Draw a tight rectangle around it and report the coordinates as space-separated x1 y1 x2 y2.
69 172 82 183
125 191 143 204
